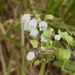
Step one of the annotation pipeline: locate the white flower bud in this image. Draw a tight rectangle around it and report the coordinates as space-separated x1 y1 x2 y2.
41 35 48 42
54 35 61 41
39 21 48 31
41 46 46 51
30 29 39 38
27 52 35 61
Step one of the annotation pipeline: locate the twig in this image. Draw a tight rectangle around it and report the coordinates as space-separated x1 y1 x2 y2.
0 22 6 35
0 42 7 75
7 48 14 75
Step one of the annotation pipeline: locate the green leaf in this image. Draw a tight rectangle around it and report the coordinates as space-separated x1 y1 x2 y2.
35 14 41 22
59 49 71 62
45 40 53 49
52 41 63 48
58 30 68 38
66 36 74 46
42 28 54 39
53 60 75 73
58 30 74 46
44 14 54 20
30 39 38 48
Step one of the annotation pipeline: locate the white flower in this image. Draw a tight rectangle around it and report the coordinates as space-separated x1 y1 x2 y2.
22 14 31 31
41 35 48 42
21 14 38 32
54 35 61 41
21 14 31 22
27 52 35 61
39 21 48 31
30 29 39 38
23 22 30 31
29 18 37 30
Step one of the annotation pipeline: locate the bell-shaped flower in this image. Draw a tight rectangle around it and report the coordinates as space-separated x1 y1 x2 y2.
30 29 39 38
39 21 48 31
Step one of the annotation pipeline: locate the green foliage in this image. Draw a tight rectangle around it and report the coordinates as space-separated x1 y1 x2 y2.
44 14 54 21
46 40 53 49
53 60 75 73
46 0 64 15
34 60 40 66
41 46 46 51
42 28 54 39
52 41 63 48
58 30 74 46
30 39 38 48
59 49 71 62
35 14 41 22
41 40 53 51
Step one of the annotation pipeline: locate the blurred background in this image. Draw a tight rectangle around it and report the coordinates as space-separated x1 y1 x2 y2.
0 0 75 75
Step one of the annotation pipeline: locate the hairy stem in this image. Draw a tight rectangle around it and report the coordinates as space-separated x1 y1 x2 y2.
39 62 46 75
21 20 26 75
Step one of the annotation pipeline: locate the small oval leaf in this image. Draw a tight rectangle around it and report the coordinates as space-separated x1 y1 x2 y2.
30 39 38 48
44 14 54 21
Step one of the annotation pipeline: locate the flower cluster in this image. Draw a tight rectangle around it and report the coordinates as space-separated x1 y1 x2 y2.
21 14 55 61
21 14 75 74
22 14 48 38
21 14 75 67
